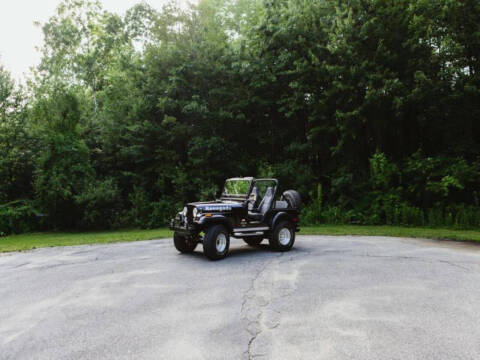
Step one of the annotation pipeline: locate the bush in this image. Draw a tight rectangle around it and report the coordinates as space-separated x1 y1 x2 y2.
301 198 480 229
423 205 480 229
0 200 38 235
129 187 180 228
426 207 444 227
393 203 424 226
75 178 122 230
301 205 362 226
301 184 323 225
301 184 364 225
34 133 95 229
453 205 480 229
301 188 426 227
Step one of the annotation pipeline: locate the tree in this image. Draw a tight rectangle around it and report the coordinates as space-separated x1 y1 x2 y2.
35 0 131 114
32 89 95 228
2 0 480 232
0 64 35 204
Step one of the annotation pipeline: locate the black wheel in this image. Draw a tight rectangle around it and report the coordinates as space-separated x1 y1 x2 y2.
283 190 302 210
243 236 263 246
203 224 230 260
174 233 198 253
269 221 295 252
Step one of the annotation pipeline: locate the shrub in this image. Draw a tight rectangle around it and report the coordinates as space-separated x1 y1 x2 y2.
370 152 399 191
301 184 323 225
0 200 38 235
129 187 180 228
34 133 94 229
424 205 480 229
75 178 122 230
453 205 480 229
394 203 424 226
129 187 151 228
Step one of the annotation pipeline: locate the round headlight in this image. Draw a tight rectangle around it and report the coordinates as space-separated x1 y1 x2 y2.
182 207 187 217
193 207 198 218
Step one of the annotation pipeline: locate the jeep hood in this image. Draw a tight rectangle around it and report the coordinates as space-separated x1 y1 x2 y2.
188 201 243 212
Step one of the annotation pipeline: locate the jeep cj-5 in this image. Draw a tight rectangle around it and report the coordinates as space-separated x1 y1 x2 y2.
170 178 301 260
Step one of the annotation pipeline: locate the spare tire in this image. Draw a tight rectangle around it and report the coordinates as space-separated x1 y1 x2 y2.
283 190 302 210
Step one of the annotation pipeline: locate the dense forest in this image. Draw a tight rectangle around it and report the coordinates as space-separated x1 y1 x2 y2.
1 0 480 235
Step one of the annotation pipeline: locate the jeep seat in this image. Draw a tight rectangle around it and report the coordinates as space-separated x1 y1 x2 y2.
248 187 274 221
275 200 288 209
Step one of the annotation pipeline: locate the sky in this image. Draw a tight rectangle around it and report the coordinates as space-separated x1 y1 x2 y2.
0 0 192 82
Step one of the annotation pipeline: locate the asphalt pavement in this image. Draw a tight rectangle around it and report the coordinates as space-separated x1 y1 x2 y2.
1 235 480 359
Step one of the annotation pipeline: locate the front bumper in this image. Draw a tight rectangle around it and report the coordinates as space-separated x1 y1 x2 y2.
170 218 199 236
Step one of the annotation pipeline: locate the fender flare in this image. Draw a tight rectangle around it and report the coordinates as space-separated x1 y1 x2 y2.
198 215 234 233
271 212 292 229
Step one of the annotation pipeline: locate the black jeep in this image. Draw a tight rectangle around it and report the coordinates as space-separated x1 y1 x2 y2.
170 177 301 260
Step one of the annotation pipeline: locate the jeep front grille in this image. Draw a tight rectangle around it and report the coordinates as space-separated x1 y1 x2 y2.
186 205 194 224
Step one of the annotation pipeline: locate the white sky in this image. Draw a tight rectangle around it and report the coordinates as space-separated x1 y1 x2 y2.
0 0 193 82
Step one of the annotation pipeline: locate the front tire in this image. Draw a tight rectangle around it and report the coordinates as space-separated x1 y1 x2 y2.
174 233 198 253
269 221 295 252
243 236 263 246
203 224 230 260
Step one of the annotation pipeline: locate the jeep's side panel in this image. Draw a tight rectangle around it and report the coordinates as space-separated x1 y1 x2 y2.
198 215 235 232
232 205 248 227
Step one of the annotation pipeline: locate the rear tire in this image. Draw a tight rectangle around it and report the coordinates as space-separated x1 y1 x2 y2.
283 190 302 210
243 236 263 246
174 233 197 253
269 221 295 252
203 224 230 260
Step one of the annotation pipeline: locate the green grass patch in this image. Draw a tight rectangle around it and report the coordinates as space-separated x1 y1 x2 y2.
2 225 480 253
301 225 480 243
0 229 173 253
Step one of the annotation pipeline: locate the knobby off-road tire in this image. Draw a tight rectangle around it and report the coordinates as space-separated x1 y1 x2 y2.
269 221 295 252
283 190 302 210
243 236 264 246
203 224 230 260
174 233 198 253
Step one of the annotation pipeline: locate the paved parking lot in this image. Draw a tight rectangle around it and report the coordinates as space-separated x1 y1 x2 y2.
1 235 480 359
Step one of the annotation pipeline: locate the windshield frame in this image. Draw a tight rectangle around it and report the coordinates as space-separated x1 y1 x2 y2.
221 178 254 200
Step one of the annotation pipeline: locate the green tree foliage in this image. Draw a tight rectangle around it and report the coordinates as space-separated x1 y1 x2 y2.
1 0 480 234
31 90 95 229
0 66 36 205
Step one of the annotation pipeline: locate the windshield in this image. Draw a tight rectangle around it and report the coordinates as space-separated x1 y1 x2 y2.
222 179 251 197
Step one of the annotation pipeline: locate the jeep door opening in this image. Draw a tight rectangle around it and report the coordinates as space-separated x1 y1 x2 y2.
170 177 301 260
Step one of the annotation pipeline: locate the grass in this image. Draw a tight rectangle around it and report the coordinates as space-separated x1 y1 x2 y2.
301 225 480 243
0 228 173 253
1 225 480 253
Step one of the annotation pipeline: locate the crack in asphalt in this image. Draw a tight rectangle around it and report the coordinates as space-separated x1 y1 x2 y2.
2 237 480 359
237 243 475 359
316 245 478 271
241 254 281 360
241 249 307 360
12 262 30 269
36 260 98 271
437 259 471 271
354 253 473 271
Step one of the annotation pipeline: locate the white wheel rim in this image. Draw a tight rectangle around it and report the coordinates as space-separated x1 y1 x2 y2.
279 228 291 246
216 233 227 253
